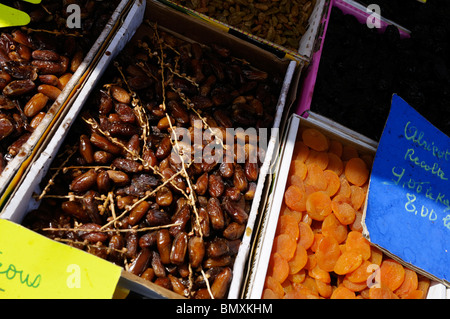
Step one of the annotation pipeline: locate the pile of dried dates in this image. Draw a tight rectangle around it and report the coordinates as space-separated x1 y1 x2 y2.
0 0 121 172
23 22 282 299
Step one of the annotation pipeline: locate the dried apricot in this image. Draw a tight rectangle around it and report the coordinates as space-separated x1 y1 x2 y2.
345 231 371 260
369 246 383 266
306 191 332 221
350 210 363 232
336 176 352 197
344 157 369 187
284 185 307 212
264 275 284 298
330 286 356 299
305 150 329 170
288 269 306 284
316 236 341 272
281 205 303 224
341 277 367 292
293 141 310 162
331 195 356 225
277 214 299 241
273 234 297 261
394 268 418 299
369 284 399 299
315 278 333 298
324 169 340 197
262 288 280 299
309 264 331 283
290 160 307 180
334 250 363 275
346 260 372 283
350 185 366 210
326 152 344 176
322 213 347 244
310 233 324 253
288 243 308 274
380 259 405 291
298 222 314 250
302 128 329 152
270 252 290 283
417 276 430 298
304 163 327 191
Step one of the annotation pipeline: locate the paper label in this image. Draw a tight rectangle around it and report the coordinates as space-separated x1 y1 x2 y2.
0 219 122 299
0 1 42 28
365 94 450 284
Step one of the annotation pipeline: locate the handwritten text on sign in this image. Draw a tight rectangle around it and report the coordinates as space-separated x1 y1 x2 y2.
366 94 450 284
0 219 122 298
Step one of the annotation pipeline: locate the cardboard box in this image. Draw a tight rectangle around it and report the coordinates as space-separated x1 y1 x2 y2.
0 0 302 299
295 0 410 118
244 112 448 299
155 0 328 62
0 0 140 204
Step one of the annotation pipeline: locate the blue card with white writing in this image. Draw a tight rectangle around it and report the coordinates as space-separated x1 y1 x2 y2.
365 94 450 285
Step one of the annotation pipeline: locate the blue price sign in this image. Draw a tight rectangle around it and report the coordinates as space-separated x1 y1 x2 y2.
365 94 450 285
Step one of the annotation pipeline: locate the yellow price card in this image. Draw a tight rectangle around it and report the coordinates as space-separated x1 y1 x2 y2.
0 219 122 299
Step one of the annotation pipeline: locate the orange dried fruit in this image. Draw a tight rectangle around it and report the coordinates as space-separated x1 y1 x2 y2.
288 243 308 274
273 234 297 261
298 221 314 250
306 191 332 221
284 185 307 212
271 252 290 283
369 284 399 299
316 236 341 272
293 141 310 162
417 276 430 298
350 210 363 232
277 214 300 241
305 150 329 170
380 259 405 291
334 250 363 275
341 277 367 292
337 176 352 197
394 268 418 299
281 205 303 224
289 174 305 189
326 152 344 175
331 195 356 225
324 169 340 197
322 213 348 244
330 286 356 299
369 246 383 266
290 160 307 180
262 288 280 299
315 278 333 298
346 260 372 283
310 233 324 253
344 157 369 187
264 275 284 298
350 185 366 210
302 128 329 152
309 264 331 283
304 163 327 191
288 269 306 284
345 231 371 260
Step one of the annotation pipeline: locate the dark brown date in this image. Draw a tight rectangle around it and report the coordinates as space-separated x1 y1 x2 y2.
208 174 224 198
69 169 97 193
211 267 232 299
128 201 150 226
170 231 187 265
3 79 35 96
77 223 108 243
79 134 94 164
157 229 172 265
90 133 122 155
188 236 205 269
207 197 225 230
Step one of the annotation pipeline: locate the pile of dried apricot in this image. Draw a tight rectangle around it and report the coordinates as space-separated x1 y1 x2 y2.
262 126 430 299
